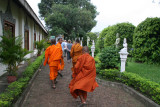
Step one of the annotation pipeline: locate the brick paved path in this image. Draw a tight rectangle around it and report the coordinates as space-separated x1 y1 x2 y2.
22 58 145 107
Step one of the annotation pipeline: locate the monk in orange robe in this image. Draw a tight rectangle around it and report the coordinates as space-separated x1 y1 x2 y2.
44 39 62 89
56 38 64 72
70 39 83 77
69 46 99 104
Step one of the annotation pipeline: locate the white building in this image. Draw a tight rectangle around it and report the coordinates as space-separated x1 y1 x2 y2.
0 0 48 76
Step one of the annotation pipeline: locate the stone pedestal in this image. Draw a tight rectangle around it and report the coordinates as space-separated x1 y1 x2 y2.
119 51 129 72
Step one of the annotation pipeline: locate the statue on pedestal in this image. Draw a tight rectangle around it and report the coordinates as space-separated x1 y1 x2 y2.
115 33 120 48
120 38 127 52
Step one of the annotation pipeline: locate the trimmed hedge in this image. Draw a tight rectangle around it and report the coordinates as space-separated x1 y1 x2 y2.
99 46 120 69
133 17 160 63
0 53 45 106
97 69 160 105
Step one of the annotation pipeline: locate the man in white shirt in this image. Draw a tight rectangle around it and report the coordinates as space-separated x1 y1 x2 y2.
62 40 67 57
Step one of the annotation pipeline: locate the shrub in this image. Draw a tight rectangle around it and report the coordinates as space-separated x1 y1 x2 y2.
0 53 44 106
99 46 120 69
103 23 135 50
133 17 160 63
96 69 160 104
99 69 120 80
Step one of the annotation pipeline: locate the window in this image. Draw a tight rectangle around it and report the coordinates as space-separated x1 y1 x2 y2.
4 21 15 37
34 33 36 48
24 30 29 50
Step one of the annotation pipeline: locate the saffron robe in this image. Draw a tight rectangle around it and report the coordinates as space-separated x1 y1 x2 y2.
70 43 83 73
44 45 62 80
56 42 64 70
69 53 99 99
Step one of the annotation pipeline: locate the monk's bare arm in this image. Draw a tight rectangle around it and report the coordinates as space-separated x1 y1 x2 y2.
43 48 49 66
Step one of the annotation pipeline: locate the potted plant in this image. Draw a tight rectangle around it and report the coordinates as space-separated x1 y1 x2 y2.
0 32 30 83
35 39 45 56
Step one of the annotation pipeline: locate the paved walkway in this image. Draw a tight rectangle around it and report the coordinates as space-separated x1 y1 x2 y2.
22 57 145 107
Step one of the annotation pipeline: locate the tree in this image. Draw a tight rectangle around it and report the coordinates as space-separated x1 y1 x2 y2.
86 32 97 45
133 17 160 63
38 0 97 37
98 23 135 50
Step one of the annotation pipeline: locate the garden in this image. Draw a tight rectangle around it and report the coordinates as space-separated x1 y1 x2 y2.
0 32 48 106
92 17 160 105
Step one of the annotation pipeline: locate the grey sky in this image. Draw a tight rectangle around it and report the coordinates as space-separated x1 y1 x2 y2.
26 0 160 32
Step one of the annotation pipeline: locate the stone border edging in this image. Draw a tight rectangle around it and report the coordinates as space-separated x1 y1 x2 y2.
96 78 160 107
13 63 43 107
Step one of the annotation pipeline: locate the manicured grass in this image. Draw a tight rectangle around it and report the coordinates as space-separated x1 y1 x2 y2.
126 60 160 84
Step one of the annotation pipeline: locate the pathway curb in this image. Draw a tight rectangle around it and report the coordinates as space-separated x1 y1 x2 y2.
96 78 160 107
14 63 43 107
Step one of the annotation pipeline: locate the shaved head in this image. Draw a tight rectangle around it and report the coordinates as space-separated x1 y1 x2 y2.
76 39 80 43
82 46 90 53
51 39 56 45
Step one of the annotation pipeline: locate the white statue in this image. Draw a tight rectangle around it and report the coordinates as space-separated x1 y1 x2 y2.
91 40 95 57
115 33 120 48
120 38 127 52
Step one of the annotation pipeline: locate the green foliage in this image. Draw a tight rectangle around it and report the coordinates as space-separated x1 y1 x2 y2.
38 0 97 38
96 69 160 104
104 23 135 49
86 32 98 45
96 23 135 51
0 33 31 76
96 28 108 52
35 40 45 55
99 46 120 69
121 72 160 104
133 17 160 63
126 60 160 84
0 53 44 106
98 69 120 80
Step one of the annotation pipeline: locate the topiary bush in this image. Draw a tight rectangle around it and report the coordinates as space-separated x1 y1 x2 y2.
99 46 120 69
103 22 135 50
133 17 160 63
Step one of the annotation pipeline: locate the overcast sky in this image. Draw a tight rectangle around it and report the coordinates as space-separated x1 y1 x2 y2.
26 0 160 32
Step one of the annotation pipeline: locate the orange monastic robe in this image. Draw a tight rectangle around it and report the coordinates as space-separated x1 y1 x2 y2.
56 42 64 70
70 43 82 74
69 53 99 99
44 45 62 80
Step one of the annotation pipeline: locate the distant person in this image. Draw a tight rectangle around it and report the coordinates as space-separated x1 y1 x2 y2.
61 40 67 57
43 39 62 89
70 39 83 77
64 40 67 57
69 46 99 105
56 38 64 72
67 40 72 63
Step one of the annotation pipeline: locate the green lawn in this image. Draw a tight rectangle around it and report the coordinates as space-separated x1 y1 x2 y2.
125 60 160 84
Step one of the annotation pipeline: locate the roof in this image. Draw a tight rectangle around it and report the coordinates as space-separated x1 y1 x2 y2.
17 0 48 34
